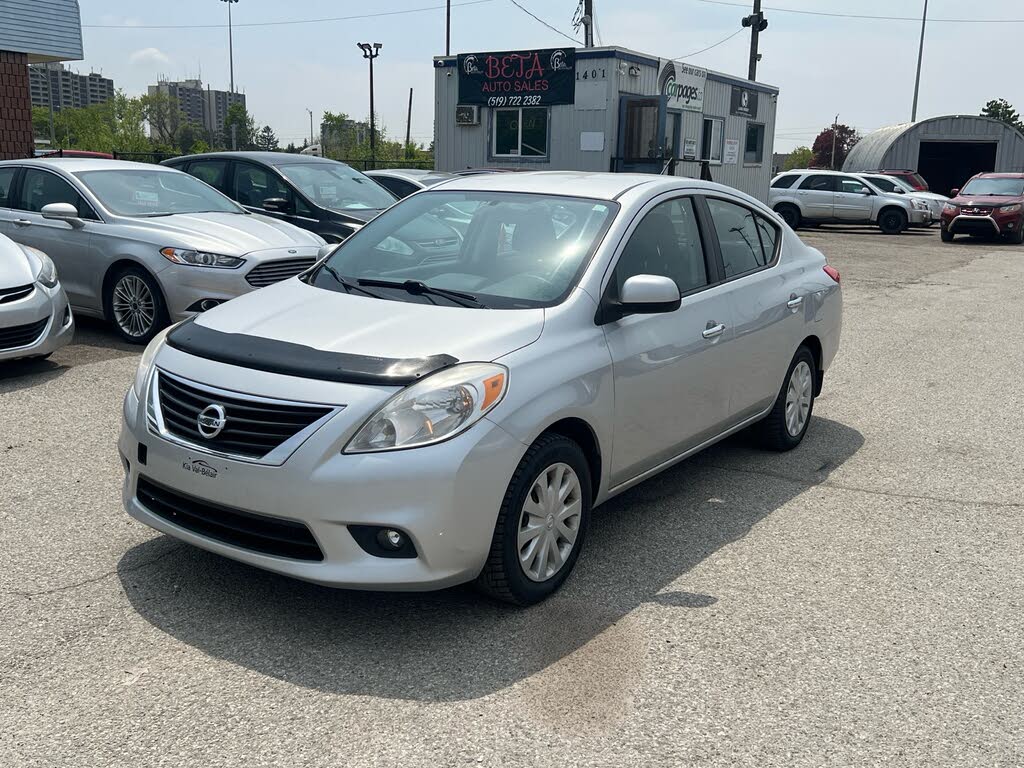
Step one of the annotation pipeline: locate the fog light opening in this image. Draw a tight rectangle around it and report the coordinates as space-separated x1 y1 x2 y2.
378 529 404 550
348 524 418 559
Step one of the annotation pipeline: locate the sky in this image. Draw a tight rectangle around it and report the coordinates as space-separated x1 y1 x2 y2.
77 0 1024 152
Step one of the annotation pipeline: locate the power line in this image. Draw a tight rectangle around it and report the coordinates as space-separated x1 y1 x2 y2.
695 0 1024 23
83 0 494 29
506 0 582 44
673 27 745 60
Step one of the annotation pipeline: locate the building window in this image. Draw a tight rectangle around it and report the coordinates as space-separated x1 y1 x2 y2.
493 108 548 158
744 122 765 164
701 117 724 164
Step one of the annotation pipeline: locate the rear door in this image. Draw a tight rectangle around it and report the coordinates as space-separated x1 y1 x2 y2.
833 176 875 222
795 174 836 219
182 158 230 195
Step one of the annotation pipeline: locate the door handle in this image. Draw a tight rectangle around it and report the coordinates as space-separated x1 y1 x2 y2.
702 323 726 340
14 219 32 227
787 295 804 310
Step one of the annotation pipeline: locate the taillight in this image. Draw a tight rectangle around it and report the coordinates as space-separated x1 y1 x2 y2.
823 265 841 284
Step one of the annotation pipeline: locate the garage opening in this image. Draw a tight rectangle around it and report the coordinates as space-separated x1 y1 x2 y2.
917 141 997 196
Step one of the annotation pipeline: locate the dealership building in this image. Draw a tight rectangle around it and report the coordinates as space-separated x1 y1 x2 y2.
433 46 779 201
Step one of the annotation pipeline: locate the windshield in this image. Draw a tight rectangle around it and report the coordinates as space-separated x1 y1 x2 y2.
311 191 618 308
75 169 242 216
960 177 1024 197
277 162 396 211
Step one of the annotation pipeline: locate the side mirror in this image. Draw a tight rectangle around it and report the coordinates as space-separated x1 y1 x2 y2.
950 188 960 198
891 187 906 194
600 274 681 323
262 197 289 212
41 202 84 228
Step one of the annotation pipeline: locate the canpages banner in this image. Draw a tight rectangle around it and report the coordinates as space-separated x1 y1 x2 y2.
458 48 576 107
659 60 707 113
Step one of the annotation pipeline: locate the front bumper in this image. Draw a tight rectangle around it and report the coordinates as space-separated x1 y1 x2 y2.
0 283 74 362
909 208 931 226
943 212 1023 236
159 246 320 320
118 375 528 591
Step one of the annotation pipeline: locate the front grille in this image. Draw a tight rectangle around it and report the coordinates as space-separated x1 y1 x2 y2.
961 207 992 216
245 257 317 287
136 476 323 561
0 284 34 305
0 317 48 351
155 371 332 459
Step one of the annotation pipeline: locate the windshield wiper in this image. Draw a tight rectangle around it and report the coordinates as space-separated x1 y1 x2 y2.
319 263 386 299
356 278 487 308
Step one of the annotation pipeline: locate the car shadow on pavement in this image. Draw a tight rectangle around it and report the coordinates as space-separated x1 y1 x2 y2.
117 417 863 702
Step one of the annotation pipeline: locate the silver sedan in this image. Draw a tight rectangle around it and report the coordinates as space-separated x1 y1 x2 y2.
119 172 842 605
0 233 73 362
0 159 326 343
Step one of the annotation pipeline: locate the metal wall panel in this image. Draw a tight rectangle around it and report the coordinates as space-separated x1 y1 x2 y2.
0 0 83 62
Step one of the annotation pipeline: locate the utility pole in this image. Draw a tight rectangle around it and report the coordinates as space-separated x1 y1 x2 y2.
357 43 382 166
831 113 839 170
306 108 314 147
911 0 928 122
445 0 451 56
583 0 594 48
742 0 768 81
405 88 413 158
221 0 239 92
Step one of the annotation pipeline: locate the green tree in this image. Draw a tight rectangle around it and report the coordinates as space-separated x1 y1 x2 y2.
784 146 813 170
224 103 256 150
254 124 279 151
140 91 184 143
175 123 197 154
190 139 211 154
981 99 1024 133
111 92 150 153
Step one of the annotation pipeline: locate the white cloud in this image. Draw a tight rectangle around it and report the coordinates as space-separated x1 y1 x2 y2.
129 48 171 67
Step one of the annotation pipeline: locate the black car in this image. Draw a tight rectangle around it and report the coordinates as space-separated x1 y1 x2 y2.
161 152 398 243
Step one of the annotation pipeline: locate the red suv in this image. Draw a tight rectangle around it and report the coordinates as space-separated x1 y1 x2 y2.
867 169 929 191
940 173 1024 244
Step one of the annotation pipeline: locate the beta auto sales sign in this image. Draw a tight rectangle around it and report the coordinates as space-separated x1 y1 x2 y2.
458 48 576 107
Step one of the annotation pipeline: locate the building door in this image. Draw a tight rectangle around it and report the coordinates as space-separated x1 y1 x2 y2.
918 141 998 197
616 96 667 173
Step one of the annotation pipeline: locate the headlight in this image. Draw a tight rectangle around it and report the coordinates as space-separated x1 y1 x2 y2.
943 203 959 214
32 250 59 288
344 362 508 453
999 203 1022 213
160 247 245 269
912 199 929 211
132 326 172 398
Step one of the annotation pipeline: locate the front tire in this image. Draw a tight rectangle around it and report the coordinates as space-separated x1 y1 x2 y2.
756 346 817 452
941 227 955 243
879 208 908 235
106 266 169 344
476 434 591 605
1005 225 1024 245
775 204 801 230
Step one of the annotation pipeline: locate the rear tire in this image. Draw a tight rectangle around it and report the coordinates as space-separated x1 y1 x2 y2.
775 204 801 230
105 266 169 345
755 346 817 452
940 228 954 243
476 433 591 606
878 208 908 235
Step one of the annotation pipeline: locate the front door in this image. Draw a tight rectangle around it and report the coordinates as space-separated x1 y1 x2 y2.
601 194 735 486
616 96 667 174
833 175 875 222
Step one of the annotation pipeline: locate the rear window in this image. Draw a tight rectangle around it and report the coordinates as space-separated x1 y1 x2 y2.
771 175 799 189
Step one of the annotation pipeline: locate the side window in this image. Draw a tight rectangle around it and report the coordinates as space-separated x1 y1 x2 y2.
866 176 897 193
706 198 773 279
838 177 870 195
232 162 292 209
186 160 228 190
0 167 17 208
799 174 836 192
16 168 92 218
771 175 799 190
614 197 708 297
376 177 417 199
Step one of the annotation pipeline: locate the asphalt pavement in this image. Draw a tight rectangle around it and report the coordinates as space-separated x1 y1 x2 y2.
1 225 1021 767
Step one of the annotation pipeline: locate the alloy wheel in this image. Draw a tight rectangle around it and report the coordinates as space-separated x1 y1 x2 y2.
112 275 156 339
785 360 813 436
517 462 582 582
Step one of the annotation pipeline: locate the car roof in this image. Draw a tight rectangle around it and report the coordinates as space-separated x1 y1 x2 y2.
0 158 179 173
367 168 453 181
776 169 856 177
165 151 349 168
970 172 1024 179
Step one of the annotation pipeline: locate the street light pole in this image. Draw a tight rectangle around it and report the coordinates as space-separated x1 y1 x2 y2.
831 113 839 170
357 43 382 167
221 0 239 93
911 0 928 122
306 108 314 147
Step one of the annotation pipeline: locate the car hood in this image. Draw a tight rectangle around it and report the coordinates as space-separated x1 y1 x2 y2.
121 211 324 255
192 277 544 362
951 195 1024 207
911 191 948 202
327 207 385 225
0 237 36 289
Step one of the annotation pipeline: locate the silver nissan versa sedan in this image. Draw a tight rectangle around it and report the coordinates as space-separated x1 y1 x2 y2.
0 159 325 344
119 172 842 605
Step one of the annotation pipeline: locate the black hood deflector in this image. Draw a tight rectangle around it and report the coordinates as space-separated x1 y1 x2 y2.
166 320 458 386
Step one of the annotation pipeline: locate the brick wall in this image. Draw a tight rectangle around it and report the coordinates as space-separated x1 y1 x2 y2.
0 51 34 161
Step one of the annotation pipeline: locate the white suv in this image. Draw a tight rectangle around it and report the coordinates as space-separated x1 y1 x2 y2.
769 169 930 234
